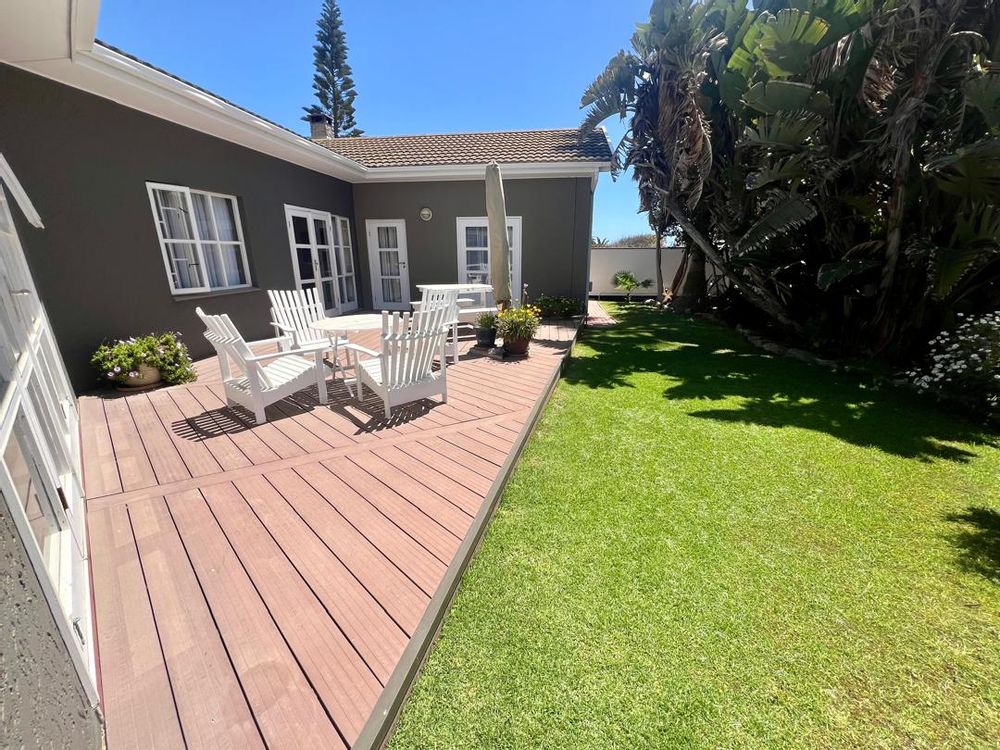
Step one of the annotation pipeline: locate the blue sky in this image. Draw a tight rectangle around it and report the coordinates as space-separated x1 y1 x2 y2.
97 0 652 241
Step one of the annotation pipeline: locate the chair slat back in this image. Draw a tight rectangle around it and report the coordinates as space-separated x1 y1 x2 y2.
268 288 327 346
417 287 460 323
379 306 449 388
195 307 273 390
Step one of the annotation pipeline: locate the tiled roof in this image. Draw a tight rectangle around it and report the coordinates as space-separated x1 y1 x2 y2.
314 129 612 168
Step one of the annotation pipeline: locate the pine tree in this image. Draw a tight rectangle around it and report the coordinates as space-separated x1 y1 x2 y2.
303 0 362 137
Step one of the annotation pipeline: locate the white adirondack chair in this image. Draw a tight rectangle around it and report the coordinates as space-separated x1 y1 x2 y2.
351 307 450 417
267 288 357 390
195 307 328 425
415 286 462 364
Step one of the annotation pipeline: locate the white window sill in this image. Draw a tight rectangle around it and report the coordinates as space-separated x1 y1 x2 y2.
171 286 261 302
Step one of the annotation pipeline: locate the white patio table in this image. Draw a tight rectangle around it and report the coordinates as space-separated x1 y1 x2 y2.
310 313 387 397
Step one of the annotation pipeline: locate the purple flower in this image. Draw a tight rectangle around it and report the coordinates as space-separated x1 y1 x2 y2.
128 371 138 378
106 372 114 379
113 365 121 373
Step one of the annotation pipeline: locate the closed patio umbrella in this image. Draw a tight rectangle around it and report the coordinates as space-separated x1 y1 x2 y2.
486 161 512 306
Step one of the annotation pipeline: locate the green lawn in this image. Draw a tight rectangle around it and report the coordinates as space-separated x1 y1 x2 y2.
390 305 1000 750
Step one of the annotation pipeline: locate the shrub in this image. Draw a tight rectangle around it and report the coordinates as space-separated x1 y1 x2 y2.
91 332 197 386
906 312 1000 415
535 294 583 318
495 305 541 342
475 311 497 329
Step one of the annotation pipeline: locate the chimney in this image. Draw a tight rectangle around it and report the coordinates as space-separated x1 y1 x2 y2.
308 113 334 140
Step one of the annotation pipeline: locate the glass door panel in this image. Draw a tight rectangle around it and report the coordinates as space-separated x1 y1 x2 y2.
367 220 410 310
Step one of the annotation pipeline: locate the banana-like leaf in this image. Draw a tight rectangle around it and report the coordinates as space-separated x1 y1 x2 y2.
757 9 831 78
925 138 1000 204
743 80 833 114
930 207 1000 298
740 110 825 148
579 51 638 135
735 196 818 254
964 73 1000 132
799 0 875 45
747 153 809 189
816 258 880 289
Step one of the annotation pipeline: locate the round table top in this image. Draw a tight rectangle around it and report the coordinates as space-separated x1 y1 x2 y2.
310 313 385 333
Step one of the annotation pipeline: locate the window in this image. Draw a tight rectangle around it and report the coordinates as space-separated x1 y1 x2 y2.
456 217 522 302
146 183 251 294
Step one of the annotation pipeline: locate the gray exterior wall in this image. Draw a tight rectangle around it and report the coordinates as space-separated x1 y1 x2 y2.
0 505 102 749
0 63 357 390
352 177 594 308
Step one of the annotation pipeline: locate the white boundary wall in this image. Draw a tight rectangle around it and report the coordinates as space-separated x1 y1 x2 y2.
589 245 685 297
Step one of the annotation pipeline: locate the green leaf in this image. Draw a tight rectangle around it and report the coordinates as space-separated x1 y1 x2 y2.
757 9 830 78
964 73 1000 132
925 138 1000 205
816 258 880 289
747 154 809 189
743 81 832 114
741 110 825 149
735 197 818 254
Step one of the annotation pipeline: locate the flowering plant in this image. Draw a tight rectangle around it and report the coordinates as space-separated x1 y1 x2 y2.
906 312 1000 415
90 332 196 386
475 311 498 329
496 305 541 341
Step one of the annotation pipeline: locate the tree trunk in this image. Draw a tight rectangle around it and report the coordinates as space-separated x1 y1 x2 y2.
654 232 665 306
672 242 706 313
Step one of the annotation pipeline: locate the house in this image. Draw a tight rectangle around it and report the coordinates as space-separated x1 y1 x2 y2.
0 2 610 747
1 36 610 392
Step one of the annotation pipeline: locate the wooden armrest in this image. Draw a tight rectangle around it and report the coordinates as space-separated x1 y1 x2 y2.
342 343 381 358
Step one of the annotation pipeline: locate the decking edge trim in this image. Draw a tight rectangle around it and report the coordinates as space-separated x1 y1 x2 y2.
352 324 580 750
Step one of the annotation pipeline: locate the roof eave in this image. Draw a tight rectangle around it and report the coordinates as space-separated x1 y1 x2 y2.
362 160 610 183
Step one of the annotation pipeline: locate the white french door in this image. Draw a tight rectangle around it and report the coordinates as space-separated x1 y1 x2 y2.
366 219 411 310
0 155 95 702
456 216 523 303
285 205 359 314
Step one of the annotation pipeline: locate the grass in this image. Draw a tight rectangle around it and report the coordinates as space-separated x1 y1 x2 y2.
389 304 1000 749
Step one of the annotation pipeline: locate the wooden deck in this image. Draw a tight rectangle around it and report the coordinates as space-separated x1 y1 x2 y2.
82 321 578 750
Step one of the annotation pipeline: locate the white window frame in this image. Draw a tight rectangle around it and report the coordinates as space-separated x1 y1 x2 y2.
333 215 359 312
146 182 252 295
456 216 522 303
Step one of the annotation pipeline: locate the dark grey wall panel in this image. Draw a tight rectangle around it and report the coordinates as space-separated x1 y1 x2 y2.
0 63 355 390
352 177 593 308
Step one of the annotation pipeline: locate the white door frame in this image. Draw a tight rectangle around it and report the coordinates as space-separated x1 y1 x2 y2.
0 154 96 704
366 219 411 310
284 204 341 314
456 216 523 303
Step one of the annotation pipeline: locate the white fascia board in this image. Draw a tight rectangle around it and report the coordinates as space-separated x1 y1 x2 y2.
363 162 610 183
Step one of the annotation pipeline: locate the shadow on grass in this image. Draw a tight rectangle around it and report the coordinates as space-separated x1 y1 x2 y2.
945 507 1000 583
565 305 996 463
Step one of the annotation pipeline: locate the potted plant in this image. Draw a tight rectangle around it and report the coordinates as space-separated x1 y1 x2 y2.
613 270 653 303
91 332 197 390
496 305 541 357
474 311 497 349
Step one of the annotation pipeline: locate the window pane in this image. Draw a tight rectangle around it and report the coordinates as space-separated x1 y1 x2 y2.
203 243 225 287
292 215 310 245
167 242 204 289
465 226 488 248
297 247 315 280
377 226 398 249
5 420 61 572
191 193 217 240
212 196 238 241
507 226 515 246
379 250 400 277
318 248 332 278
381 278 402 303
221 245 247 285
322 281 335 310
339 276 356 303
154 189 194 240
340 247 354 273
339 218 352 249
314 219 328 246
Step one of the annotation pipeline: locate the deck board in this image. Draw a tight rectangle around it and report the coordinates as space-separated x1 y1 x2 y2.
83 321 578 748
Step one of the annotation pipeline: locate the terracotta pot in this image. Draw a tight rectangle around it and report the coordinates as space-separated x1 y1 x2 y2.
123 365 161 388
503 337 531 356
474 326 497 349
